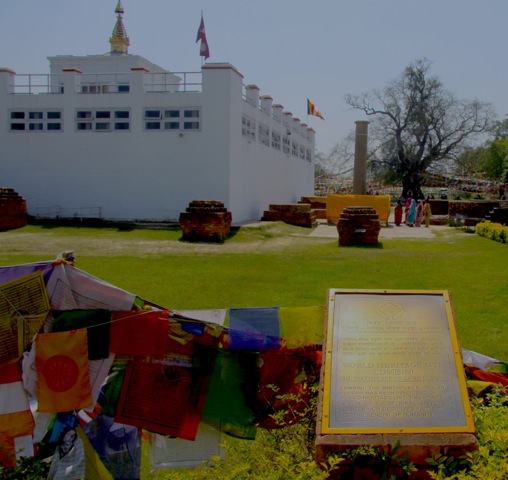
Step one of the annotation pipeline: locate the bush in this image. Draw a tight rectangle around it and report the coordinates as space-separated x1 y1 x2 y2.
476 221 508 244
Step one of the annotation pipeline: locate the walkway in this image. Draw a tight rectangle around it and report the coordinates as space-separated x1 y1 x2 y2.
309 221 448 239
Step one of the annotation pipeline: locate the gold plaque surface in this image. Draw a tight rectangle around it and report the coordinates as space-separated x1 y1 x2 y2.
321 289 475 434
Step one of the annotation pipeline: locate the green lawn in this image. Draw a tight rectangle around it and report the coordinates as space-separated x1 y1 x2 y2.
0 223 506 361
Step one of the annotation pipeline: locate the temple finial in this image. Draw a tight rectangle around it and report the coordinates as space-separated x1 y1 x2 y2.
109 1 129 54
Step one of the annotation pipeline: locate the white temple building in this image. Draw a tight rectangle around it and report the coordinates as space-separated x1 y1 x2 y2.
0 2 316 223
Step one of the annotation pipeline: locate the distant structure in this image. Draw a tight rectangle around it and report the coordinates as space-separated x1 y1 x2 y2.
352 121 369 195
0 2 315 223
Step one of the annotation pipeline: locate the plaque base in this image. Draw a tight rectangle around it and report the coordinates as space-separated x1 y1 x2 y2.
315 432 478 479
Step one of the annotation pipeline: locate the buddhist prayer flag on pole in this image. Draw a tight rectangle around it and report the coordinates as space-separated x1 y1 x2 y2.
307 99 324 120
196 12 210 60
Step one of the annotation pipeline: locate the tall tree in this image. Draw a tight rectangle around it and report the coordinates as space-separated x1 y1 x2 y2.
345 58 495 198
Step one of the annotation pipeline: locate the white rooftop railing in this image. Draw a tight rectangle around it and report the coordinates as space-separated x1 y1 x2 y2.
9 71 202 95
11 74 64 94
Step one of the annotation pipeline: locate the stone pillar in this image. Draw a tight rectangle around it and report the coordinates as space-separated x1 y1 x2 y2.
260 95 273 115
245 84 260 108
0 68 16 95
352 120 369 195
272 104 284 123
62 68 82 94
130 66 148 94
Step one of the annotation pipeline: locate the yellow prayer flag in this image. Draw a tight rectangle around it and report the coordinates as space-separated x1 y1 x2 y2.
36 329 92 413
76 427 114 480
279 306 325 349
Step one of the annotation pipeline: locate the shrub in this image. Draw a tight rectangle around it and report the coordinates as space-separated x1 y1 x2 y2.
476 221 508 244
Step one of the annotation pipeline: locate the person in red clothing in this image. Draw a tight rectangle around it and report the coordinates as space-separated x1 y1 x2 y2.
394 199 403 226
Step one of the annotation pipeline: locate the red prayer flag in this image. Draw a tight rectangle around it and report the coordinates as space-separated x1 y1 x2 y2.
110 310 169 357
196 13 210 59
115 360 210 441
36 329 92 413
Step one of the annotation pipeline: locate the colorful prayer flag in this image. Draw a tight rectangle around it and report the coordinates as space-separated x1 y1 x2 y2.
110 310 169 357
84 415 141 479
196 13 210 59
307 98 324 120
115 361 202 440
36 329 92 413
51 310 111 360
76 426 114 480
279 305 325 349
0 362 35 467
228 307 280 351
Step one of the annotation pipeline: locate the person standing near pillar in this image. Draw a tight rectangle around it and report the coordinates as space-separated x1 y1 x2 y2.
424 198 432 227
404 195 413 225
406 199 417 227
394 199 403 226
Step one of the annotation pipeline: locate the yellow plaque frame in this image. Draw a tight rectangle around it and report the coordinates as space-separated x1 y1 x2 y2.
320 289 475 435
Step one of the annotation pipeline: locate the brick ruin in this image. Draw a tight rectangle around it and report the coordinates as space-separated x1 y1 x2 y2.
0 188 27 231
337 206 381 247
179 200 232 242
262 203 318 228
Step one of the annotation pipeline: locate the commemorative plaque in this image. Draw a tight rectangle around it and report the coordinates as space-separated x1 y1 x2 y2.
319 289 475 435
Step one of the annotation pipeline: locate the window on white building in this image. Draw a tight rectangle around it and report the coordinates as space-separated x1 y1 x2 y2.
9 110 63 132
76 109 130 132
184 110 200 118
145 110 161 119
271 131 281 150
291 140 299 157
145 108 200 131
282 135 290 154
77 111 93 119
242 115 256 141
258 123 270 147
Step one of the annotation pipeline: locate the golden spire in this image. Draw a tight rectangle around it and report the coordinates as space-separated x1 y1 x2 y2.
109 1 130 54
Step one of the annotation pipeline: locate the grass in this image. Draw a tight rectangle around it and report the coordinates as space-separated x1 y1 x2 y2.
1 222 507 479
0 223 506 361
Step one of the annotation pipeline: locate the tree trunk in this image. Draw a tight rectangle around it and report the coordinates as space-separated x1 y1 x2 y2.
401 170 424 199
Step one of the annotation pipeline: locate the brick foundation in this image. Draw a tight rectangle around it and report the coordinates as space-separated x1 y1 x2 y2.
337 206 381 246
262 203 318 228
179 200 232 242
0 188 27 231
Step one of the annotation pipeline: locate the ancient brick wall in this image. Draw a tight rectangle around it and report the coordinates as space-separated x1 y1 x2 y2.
262 203 318 228
0 188 27 231
179 200 232 242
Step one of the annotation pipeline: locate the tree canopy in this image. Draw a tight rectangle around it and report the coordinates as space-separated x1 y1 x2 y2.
345 58 495 198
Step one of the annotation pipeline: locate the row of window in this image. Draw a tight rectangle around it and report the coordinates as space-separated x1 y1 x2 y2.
9 108 201 132
10 111 62 131
242 115 312 161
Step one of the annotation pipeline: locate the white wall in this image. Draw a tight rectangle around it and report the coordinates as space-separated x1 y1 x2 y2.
0 60 314 223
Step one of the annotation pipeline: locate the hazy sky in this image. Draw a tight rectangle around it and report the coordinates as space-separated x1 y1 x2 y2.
1 1 507 154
